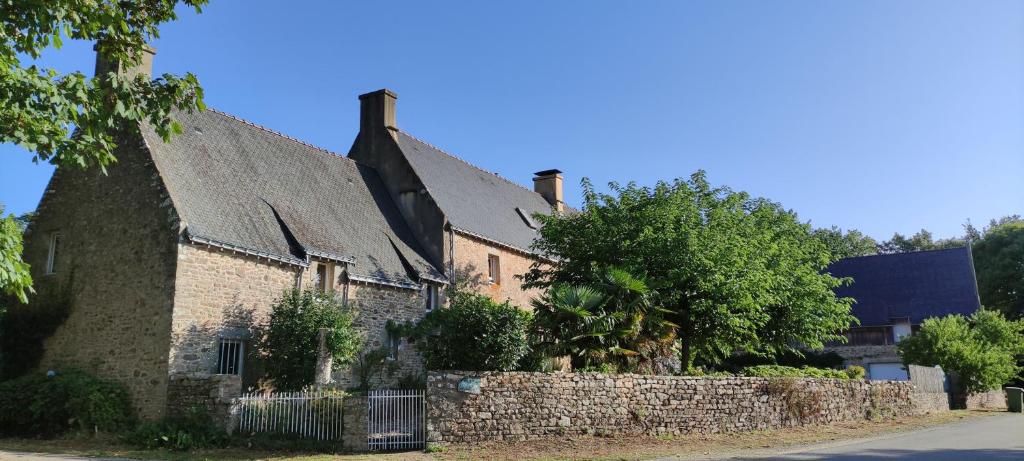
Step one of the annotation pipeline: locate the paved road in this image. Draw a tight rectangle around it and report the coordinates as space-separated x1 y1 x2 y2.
720 412 1024 460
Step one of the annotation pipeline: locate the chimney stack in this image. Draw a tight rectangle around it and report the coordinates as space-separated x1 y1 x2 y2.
359 89 398 133
533 169 565 211
94 42 155 80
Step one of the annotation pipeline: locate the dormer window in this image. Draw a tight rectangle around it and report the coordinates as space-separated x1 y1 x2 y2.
516 207 538 230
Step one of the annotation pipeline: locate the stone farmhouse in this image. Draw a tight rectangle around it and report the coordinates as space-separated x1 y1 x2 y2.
824 247 982 380
21 48 564 419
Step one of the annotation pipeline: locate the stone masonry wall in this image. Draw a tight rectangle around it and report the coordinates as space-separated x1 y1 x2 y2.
25 130 180 420
823 345 901 369
965 389 1007 410
166 373 241 429
334 283 428 389
426 371 949 444
452 233 542 309
169 244 299 383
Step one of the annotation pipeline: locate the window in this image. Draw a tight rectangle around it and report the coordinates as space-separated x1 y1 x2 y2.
314 262 333 292
425 284 439 312
217 338 244 375
45 233 60 275
487 254 500 284
386 329 400 360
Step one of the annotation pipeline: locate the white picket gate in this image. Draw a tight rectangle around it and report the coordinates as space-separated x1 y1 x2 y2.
235 390 346 440
367 389 426 450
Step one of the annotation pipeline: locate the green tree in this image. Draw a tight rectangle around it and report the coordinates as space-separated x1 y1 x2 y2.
410 289 531 372
899 310 1024 394
811 226 878 260
877 229 965 254
525 172 855 370
254 289 361 391
972 221 1024 318
1 1 207 303
0 204 32 303
529 267 676 372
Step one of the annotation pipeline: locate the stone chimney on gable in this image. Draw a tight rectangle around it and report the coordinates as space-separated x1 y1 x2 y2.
94 42 155 80
533 169 565 211
359 89 398 132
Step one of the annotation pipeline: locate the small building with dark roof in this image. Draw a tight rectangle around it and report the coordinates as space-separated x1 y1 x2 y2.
824 247 982 380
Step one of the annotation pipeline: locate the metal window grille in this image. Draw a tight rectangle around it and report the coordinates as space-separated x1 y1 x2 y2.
385 330 399 360
217 338 244 375
368 389 426 451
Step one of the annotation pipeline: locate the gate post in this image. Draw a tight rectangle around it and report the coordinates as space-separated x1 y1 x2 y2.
342 395 369 451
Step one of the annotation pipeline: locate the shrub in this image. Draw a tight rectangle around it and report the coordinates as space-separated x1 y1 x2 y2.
125 406 227 450
899 309 1024 394
410 289 531 371
708 350 846 373
253 289 361 391
741 365 850 380
845 365 866 380
0 369 133 437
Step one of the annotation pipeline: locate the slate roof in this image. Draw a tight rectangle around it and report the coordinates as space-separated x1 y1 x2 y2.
393 130 554 252
140 109 444 287
827 247 981 326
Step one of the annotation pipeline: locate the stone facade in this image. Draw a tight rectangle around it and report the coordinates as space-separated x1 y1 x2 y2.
334 282 428 389
426 371 949 444
452 232 543 309
24 130 180 420
166 373 241 428
964 389 1007 410
169 244 299 381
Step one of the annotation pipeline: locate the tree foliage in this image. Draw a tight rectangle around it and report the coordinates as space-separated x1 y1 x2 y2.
877 229 965 254
0 204 32 303
410 289 531 372
529 267 676 372
811 226 877 260
899 310 1024 394
254 289 361 391
2 0 207 169
972 221 1024 318
525 171 855 370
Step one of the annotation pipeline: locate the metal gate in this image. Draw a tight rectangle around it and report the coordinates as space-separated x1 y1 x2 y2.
367 389 426 450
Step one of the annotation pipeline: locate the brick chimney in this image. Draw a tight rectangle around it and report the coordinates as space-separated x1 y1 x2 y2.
94 42 155 80
359 89 398 132
533 169 565 211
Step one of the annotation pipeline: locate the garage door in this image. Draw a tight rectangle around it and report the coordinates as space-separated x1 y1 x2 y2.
868 362 909 381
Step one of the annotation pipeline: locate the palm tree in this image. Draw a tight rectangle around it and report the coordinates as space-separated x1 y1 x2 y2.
530 267 677 372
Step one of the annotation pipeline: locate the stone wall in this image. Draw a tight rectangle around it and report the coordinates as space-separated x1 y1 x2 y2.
167 373 241 429
25 130 180 420
169 244 299 381
965 389 1007 410
334 283 427 389
452 233 542 309
426 371 949 444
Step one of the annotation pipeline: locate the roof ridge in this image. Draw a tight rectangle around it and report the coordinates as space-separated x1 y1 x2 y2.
836 246 969 262
395 128 548 200
204 107 351 162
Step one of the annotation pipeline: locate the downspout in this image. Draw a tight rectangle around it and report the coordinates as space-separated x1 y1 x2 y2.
448 224 456 289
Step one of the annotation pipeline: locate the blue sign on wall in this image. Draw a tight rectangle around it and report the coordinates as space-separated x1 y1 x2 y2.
458 377 481 394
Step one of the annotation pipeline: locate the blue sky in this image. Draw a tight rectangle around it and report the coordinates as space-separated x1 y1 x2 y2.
1 0 1021 240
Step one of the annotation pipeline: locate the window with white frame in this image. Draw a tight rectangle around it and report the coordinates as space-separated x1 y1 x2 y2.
487 254 500 284
45 233 60 275
315 263 329 292
425 284 439 312
217 338 244 375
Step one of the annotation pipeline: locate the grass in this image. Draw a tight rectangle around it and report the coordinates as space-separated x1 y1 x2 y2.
0 410 992 461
